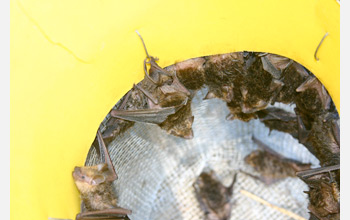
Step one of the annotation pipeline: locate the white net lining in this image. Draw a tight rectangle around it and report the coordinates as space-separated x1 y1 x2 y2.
85 87 320 220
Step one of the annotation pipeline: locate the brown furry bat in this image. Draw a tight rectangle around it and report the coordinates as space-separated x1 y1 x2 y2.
193 170 237 220
243 136 311 185
72 131 131 220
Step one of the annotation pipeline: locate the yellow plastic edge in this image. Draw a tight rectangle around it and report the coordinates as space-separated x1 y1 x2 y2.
10 0 339 219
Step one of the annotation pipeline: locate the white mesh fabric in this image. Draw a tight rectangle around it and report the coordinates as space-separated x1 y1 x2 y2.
85 87 319 220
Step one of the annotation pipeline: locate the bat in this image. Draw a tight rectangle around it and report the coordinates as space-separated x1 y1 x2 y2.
193 170 237 220
200 53 249 121
259 53 293 79
301 111 340 167
293 74 334 128
297 165 340 220
256 107 317 156
203 53 258 122
203 53 243 103
266 55 310 104
109 31 194 139
109 81 186 125
202 52 287 122
159 98 195 139
238 52 285 113
243 135 312 185
165 57 206 91
296 76 331 111
72 130 132 220
256 106 340 168
258 53 290 104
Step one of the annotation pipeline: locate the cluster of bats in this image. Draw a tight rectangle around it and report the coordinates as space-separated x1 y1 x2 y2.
194 135 339 220
72 33 340 220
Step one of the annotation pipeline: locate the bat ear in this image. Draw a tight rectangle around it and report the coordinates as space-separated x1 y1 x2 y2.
97 163 108 172
91 174 106 185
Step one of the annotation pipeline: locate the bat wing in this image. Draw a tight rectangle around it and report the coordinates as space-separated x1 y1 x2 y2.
257 107 296 122
261 53 292 79
76 208 131 220
296 164 340 179
97 130 117 182
251 135 284 159
110 98 187 124
261 56 282 79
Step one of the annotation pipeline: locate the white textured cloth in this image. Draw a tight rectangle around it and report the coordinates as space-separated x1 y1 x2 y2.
86 88 319 220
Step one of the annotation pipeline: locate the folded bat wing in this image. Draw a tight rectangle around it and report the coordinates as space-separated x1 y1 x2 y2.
110 98 188 124
76 208 131 220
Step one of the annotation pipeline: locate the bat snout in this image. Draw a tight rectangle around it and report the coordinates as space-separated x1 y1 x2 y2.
183 130 194 139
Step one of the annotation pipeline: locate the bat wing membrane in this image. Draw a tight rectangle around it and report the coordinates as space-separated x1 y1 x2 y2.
110 99 187 124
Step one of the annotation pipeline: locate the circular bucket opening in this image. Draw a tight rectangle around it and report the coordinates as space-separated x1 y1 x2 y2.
81 52 339 220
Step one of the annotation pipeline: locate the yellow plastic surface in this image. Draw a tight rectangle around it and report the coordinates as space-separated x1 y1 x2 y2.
10 0 339 219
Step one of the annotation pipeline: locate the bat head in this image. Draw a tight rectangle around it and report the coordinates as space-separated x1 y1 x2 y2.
169 115 194 139
244 150 262 168
290 162 312 172
72 163 111 194
194 171 213 189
